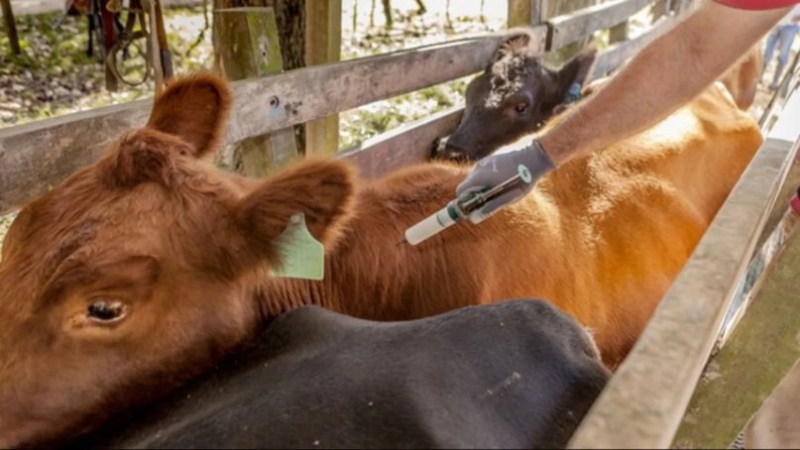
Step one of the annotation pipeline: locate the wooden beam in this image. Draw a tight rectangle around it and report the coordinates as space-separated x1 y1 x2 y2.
305 0 342 155
337 106 463 179
507 0 532 28
590 15 674 79
567 89 800 449
1 0 20 55
0 30 553 214
548 0 657 51
673 215 800 449
213 6 298 177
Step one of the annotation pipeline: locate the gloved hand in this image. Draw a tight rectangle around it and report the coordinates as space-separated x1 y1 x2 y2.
455 138 556 224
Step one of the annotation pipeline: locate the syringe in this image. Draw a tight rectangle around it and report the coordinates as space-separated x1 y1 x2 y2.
402 164 534 245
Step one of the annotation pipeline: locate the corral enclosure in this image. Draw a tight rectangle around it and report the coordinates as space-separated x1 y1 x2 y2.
2 0 800 448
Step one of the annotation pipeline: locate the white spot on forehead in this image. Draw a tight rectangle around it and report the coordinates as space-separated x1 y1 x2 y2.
484 56 529 109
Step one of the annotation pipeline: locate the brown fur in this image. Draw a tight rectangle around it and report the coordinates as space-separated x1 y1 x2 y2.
0 70 762 447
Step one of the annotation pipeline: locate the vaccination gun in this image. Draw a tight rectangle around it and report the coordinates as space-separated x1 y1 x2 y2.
403 164 533 245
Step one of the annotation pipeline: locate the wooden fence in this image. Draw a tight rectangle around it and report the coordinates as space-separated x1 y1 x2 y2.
569 53 800 449
5 0 799 448
0 0 680 215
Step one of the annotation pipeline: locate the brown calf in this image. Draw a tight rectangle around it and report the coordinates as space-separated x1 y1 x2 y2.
0 69 761 446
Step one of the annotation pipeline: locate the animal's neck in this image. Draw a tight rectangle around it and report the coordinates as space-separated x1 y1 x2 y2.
255 278 330 320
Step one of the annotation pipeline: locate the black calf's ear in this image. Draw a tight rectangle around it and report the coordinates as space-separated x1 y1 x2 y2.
552 45 598 102
542 45 598 114
491 27 541 64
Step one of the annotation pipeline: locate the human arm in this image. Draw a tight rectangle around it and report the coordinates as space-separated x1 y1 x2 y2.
537 1 789 164
456 1 791 223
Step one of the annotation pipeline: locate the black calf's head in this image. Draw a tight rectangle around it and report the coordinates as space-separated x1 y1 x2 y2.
434 28 597 162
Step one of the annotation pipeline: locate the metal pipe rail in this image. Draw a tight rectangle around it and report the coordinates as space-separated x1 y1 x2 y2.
567 63 800 449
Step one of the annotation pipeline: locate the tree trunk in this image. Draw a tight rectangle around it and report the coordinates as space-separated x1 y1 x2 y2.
351 0 358 35
444 0 452 31
381 0 392 29
1 0 20 55
369 0 376 28
213 0 307 158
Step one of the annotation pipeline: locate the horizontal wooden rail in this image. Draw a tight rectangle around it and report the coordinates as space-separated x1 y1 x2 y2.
567 81 800 449
337 106 463 179
673 203 800 449
547 0 657 50
672 71 800 449
591 14 675 78
0 27 547 215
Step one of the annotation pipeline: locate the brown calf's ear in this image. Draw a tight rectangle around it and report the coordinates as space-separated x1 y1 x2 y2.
146 71 233 159
234 158 357 262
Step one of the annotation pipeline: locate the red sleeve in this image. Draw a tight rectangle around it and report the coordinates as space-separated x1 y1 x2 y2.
714 0 800 10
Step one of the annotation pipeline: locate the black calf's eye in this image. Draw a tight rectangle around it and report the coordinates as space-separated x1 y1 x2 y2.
514 102 529 114
87 300 127 322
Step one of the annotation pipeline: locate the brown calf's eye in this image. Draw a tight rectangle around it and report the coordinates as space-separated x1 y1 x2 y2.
87 300 127 322
514 103 529 114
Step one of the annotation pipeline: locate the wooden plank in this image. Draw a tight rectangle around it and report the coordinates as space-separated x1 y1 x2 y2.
507 0 533 27
534 0 548 25
214 6 298 177
591 15 674 78
305 0 342 155
548 0 657 51
1 0 20 55
673 214 800 449
336 106 463 178
0 30 549 215
567 88 800 449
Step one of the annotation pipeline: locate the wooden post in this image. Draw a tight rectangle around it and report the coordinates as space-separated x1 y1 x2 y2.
507 0 533 28
214 6 299 176
546 0 603 63
305 0 342 155
673 221 800 449
99 1 119 92
152 0 174 80
1 0 20 55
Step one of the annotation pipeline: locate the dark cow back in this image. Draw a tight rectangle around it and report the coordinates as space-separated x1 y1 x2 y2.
64 300 610 449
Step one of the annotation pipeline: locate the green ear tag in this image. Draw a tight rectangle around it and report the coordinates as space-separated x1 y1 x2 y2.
268 213 325 281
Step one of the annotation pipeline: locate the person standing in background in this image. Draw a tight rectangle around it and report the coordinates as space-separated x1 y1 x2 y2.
762 4 800 90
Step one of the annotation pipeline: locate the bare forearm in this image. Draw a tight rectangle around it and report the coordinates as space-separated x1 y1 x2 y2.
539 2 789 165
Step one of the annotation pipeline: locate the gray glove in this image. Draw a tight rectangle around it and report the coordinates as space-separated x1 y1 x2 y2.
455 139 556 224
